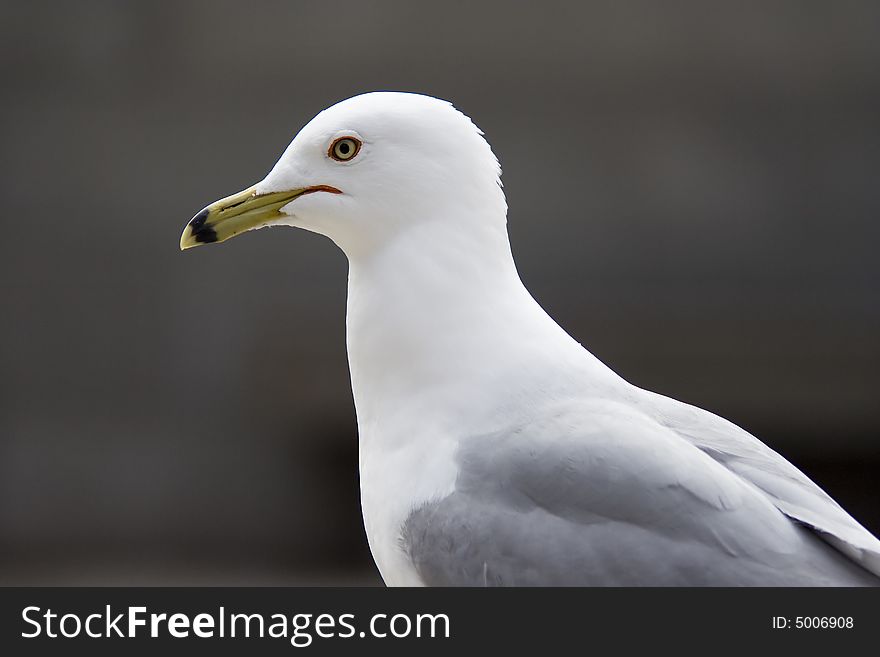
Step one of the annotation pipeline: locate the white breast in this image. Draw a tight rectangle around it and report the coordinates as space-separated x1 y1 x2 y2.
358 421 459 586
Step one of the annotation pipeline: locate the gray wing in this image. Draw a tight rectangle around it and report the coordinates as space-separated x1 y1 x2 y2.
644 389 880 577
401 399 879 586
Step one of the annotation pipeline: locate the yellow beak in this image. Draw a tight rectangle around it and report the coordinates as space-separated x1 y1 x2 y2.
179 185 308 250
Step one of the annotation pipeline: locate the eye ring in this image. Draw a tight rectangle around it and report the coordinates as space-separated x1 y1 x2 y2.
329 136 362 162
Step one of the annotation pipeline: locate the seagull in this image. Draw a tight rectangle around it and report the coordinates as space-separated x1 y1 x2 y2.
180 92 879 586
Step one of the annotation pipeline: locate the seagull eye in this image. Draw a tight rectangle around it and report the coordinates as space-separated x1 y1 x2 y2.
329 137 361 162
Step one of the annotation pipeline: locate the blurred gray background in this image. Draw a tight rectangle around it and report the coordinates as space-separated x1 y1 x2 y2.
1 1 878 584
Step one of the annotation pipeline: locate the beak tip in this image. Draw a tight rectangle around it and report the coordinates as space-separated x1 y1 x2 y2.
180 208 220 251
179 227 194 251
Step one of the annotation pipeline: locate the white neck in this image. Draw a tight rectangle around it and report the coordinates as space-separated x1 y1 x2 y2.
344 212 621 443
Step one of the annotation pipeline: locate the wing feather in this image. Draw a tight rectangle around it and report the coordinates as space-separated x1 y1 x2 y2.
402 398 879 586
645 390 880 576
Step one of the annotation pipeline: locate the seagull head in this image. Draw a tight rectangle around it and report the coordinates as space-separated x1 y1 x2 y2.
180 92 507 258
